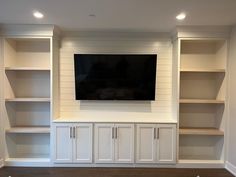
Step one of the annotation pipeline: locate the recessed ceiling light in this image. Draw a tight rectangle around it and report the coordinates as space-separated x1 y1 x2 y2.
89 14 96 17
176 13 186 20
33 11 44 19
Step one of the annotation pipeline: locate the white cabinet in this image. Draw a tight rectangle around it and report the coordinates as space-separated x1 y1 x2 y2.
53 123 93 163
136 124 156 163
54 123 72 163
94 123 134 163
157 124 176 163
136 124 176 164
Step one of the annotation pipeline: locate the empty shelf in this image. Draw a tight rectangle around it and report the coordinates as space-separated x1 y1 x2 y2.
179 128 224 136
180 68 225 73
179 99 224 104
6 127 50 134
5 98 50 102
5 67 50 71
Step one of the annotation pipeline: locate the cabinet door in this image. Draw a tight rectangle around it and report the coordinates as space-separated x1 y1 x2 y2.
156 124 176 164
114 124 134 163
94 124 114 163
73 123 93 163
53 124 73 163
136 124 156 163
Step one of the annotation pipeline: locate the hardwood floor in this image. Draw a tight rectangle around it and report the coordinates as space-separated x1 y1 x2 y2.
0 167 234 177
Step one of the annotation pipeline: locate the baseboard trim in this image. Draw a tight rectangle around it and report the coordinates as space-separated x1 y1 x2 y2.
226 161 236 176
0 159 3 168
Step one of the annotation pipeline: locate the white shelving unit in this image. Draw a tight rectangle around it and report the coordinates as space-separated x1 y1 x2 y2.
2 36 53 166
178 39 227 164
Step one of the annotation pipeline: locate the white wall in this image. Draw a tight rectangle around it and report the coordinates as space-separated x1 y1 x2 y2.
227 26 236 174
59 32 174 121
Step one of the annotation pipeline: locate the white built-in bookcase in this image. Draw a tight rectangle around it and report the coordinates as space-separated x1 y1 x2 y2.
0 24 60 166
2 36 54 165
178 39 227 164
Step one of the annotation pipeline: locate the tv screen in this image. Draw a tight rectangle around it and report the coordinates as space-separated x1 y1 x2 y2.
74 54 157 100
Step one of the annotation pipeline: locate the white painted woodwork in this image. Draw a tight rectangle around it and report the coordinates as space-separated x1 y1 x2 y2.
54 124 73 163
94 123 135 163
5 98 50 102
0 24 59 37
180 72 225 100
114 124 134 163
136 124 156 163
6 127 50 134
54 123 93 163
4 70 50 99
94 124 114 163
179 135 224 160
5 133 50 159
4 39 50 68
0 37 4 164
136 124 176 164
73 124 93 163
157 124 176 163
180 68 225 73
54 115 176 123
179 128 224 136
178 38 227 162
2 36 53 164
5 67 50 71
227 25 236 169
59 35 173 121
179 99 225 104
180 40 227 70
179 104 224 128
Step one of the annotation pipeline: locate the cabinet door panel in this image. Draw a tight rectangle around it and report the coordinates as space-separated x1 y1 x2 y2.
157 124 176 164
94 124 114 163
53 124 72 163
115 124 134 163
74 124 93 163
136 124 156 163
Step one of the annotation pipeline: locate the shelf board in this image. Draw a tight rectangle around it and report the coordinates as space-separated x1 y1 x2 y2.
180 68 225 73
5 156 51 166
5 157 50 163
177 159 224 168
6 127 50 134
5 67 50 71
5 98 50 102
179 99 224 104
179 128 224 136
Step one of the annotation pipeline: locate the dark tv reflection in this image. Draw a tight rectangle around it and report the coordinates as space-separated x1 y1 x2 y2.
74 54 157 100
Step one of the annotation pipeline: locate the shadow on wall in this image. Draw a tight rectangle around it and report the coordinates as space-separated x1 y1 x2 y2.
80 101 152 112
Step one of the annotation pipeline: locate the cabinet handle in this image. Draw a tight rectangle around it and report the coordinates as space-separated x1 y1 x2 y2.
70 127 72 139
112 127 114 139
154 128 156 139
73 127 76 139
115 127 118 139
157 128 159 139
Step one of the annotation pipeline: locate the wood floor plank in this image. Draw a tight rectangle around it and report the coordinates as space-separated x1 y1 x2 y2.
0 167 234 177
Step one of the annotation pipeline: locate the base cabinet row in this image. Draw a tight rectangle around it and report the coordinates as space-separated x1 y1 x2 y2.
53 123 176 164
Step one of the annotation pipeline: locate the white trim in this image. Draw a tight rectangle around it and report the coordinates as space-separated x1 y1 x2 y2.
53 163 176 168
4 158 52 167
0 159 3 168
226 161 236 176
0 24 60 37
172 25 231 40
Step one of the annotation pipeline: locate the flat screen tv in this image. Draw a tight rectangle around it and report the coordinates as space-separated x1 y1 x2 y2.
74 54 157 100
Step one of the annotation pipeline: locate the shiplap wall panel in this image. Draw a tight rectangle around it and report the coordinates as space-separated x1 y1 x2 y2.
59 36 173 119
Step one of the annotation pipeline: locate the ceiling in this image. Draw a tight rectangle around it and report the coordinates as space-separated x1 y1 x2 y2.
0 0 236 32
